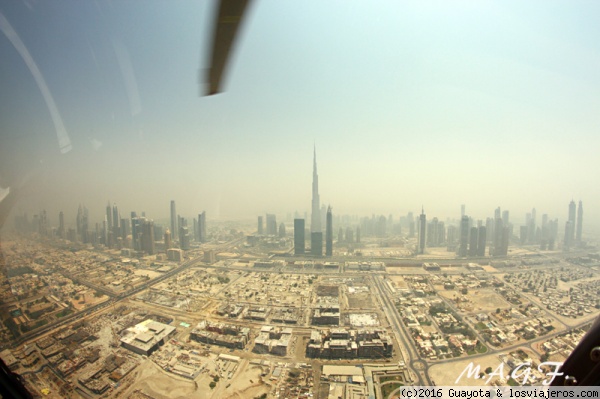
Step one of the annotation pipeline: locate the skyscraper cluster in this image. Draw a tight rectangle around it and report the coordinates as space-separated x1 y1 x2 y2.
564 200 583 249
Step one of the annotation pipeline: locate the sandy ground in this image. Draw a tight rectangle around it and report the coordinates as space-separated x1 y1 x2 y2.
438 289 510 313
69 290 109 311
387 275 409 290
120 359 205 399
134 270 162 279
429 353 506 386
119 356 270 399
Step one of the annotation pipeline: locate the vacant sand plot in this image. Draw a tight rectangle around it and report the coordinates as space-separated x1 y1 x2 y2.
439 289 511 313
429 353 504 386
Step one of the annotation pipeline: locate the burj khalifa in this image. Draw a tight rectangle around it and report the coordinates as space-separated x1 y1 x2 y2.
311 146 321 233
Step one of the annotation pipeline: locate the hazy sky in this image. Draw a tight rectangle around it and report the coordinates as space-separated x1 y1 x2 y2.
1 1 600 230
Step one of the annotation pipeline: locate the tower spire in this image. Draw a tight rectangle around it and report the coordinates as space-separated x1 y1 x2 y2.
311 146 321 233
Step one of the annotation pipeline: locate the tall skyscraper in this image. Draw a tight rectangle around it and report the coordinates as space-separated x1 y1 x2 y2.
198 211 207 242
493 217 504 256
325 206 333 256
170 200 177 240
459 216 469 257
58 211 65 239
131 212 141 250
179 226 190 250
311 232 323 256
576 200 583 243
257 216 264 234
311 146 321 233
468 227 478 257
112 203 120 237
461 204 465 219
418 207 426 255
141 218 155 255
294 219 305 255
568 200 576 243
164 229 172 250
502 210 509 227
106 202 113 231
477 226 487 257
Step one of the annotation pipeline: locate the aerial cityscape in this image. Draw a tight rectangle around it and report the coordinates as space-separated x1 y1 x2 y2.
2 1 600 398
0 148 598 399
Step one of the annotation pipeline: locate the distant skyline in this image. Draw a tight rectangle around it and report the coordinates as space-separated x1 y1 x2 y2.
1 1 600 232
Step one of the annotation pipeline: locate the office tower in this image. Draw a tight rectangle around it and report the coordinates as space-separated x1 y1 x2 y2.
106 202 113 231
131 212 141 250
428 217 439 247
356 226 361 244
437 221 445 245
468 227 478 257
494 207 501 220
141 218 155 255
418 208 426 254
502 210 509 226
112 203 120 237
576 200 583 243
76 205 83 237
485 218 494 244
325 206 333 256
477 226 486 257
164 229 172 249
179 226 190 250
279 223 286 238
153 225 163 242
198 211 207 242
294 219 305 255
459 216 469 257
311 146 321 233
311 232 323 256
193 218 198 241
257 216 264 234
266 213 277 235
461 204 465 218
170 200 177 240
568 200 576 242
58 211 65 239
120 218 130 241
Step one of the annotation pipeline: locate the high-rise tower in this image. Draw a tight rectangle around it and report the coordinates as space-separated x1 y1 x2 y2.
170 200 177 240
576 200 583 243
568 200 576 242
198 211 207 242
418 207 426 254
325 206 333 256
294 219 305 255
459 216 469 257
311 146 321 233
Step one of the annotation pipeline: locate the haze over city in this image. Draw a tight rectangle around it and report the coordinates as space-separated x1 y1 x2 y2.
1 1 600 229
2 2 600 397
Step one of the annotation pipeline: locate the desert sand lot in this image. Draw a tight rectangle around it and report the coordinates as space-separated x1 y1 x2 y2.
428 354 504 386
438 289 511 313
120 358 270 399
